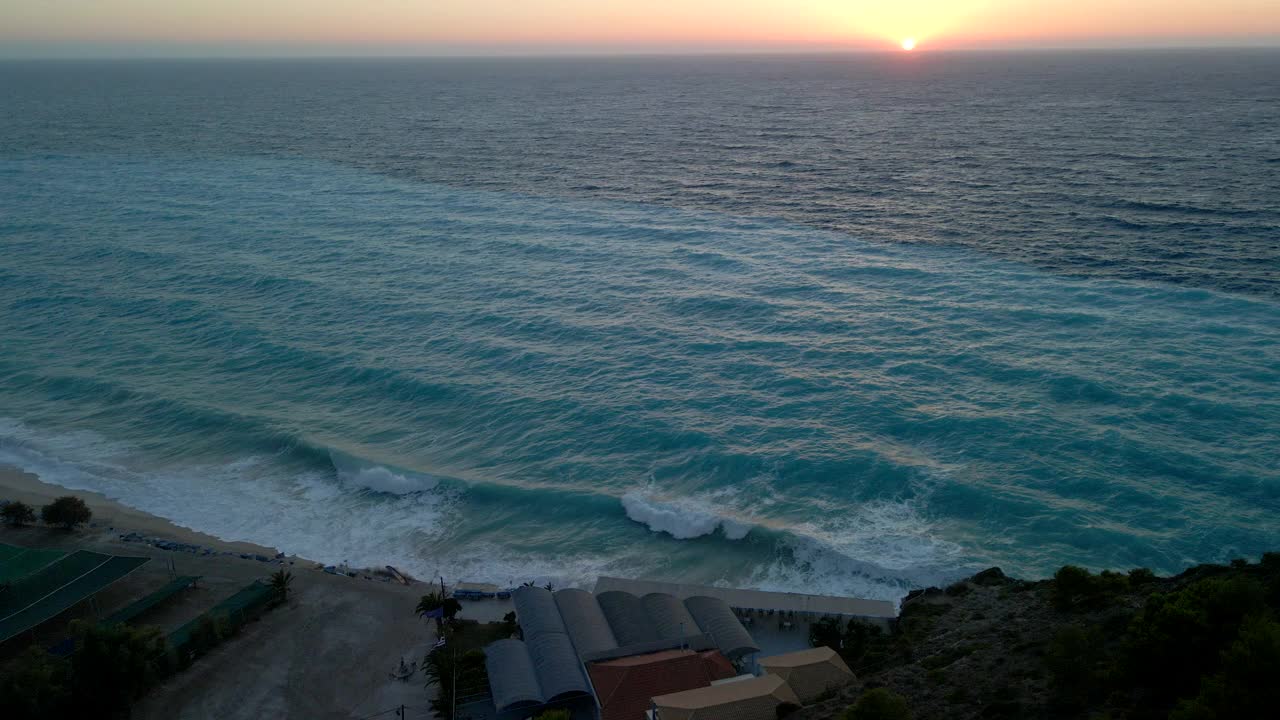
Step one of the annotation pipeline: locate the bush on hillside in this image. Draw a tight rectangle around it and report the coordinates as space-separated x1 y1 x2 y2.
1052 565 1129 611
810 616 893 674
40 496 91 530
842 688 911 720
1 501 36 527
1121 574 1268 711
1128 567 1157 585
1170 615 1280 720
776 701 802 717
1046 625 1107 709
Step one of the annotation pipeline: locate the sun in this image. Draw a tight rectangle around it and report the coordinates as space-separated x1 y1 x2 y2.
901 38 917 51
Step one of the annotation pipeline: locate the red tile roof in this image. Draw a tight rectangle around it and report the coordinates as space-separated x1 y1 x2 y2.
588 649 737 720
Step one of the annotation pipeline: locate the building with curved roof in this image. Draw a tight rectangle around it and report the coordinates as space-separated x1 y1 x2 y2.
512 585 568 642
642 592 702 641
484 639 544 713
555 588 619 657
684 596 760 660
526 632 593 701
597 590 660 646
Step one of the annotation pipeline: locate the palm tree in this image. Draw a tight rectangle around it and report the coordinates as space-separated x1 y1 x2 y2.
416 591 462 629
270 569 294 605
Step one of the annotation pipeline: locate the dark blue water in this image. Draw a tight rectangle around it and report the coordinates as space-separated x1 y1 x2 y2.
1 53 1278 599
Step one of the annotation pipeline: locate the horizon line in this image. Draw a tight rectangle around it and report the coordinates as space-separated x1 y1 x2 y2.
3 43 1279 62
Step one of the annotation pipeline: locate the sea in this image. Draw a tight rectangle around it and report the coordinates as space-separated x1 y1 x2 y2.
1 51 1278 601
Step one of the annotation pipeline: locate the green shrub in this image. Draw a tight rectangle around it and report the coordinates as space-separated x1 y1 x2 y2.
0 646 69 720
40 496 92 529
1128 568 1157 585
842 688 911 720
534 711 571 720
1 501 37 527
1170 616 1280 720
810 616 843 650
775 701 802 718
63 621 172 717
1122 575 1267 711
842 619 890 672
1052 565 1128 611
1046 625 1106 709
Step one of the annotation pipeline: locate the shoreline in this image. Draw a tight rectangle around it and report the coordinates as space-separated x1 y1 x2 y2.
1 463 462 718
0 463 313 567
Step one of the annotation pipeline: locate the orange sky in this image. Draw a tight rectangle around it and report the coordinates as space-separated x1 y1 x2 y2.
2 0 1278 55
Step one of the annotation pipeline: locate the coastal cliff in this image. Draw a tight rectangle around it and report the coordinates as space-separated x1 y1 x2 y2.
795 555 1280 719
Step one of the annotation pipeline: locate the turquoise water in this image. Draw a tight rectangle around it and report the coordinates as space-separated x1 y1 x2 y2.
2 154 1277 599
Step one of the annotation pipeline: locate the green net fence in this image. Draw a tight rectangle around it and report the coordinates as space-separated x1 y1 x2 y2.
168 579 275 656
0 544 69 585
101 575 201 627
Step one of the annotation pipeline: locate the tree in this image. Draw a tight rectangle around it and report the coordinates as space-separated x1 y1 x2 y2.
810 616 842 650
1172 616 1280 720
269 569 294 605
0 646 69 720
424 640 486 719
1 501 36 527
416 591 463 629
64 620 172 717
842 688 911 720
40 496 91 530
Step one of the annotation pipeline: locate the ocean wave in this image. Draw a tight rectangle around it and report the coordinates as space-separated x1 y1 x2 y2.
620 490 752 540
330 450 441 495
0 418 456 569
750 499 972 601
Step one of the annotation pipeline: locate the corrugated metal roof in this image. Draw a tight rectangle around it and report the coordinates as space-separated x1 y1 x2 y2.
684 596 760 661
597 590 660 646
642 592 702 641
513 585 568 642
484 639 544 711
555 588 620 657
526 631 592 701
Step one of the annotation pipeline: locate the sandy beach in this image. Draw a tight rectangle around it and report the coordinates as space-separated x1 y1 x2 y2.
0 464 467 720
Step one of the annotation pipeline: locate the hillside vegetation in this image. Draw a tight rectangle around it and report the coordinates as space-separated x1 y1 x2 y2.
795 554 1280 719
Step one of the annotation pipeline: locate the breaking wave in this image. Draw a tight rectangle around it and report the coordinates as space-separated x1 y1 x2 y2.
621 490 753 540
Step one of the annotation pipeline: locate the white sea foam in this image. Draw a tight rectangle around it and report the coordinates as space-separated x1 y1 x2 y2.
747 498 970 602
333 458 440 495
0 418 456 574
1 416 963 603
621 489 752 540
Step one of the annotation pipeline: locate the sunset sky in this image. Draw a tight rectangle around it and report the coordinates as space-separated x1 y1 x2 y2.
3 0 1278 57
